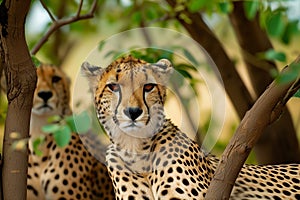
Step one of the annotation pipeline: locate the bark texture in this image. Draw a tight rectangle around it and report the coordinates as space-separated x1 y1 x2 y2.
0 0 36 199
166 0 253 117
229 1 300 164
205 56 300 199
166 0 300 164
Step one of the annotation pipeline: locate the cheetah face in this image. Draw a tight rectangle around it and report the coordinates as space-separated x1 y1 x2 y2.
32 65 70 117
82 56 173 139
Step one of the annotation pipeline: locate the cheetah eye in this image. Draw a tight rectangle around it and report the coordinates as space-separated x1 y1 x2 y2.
144 83 156 93
107 83 120 92
52 75 62 83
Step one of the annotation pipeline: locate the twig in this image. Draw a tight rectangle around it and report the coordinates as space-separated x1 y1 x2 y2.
76 0 84 17
31 0 98 55
148 13 175 25
39 0 56 22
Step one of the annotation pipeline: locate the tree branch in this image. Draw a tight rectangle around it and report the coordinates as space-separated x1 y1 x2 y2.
165 0 254 119
205 55 300 199
0 0 37 199
76 0 84 17
39 0 56 22
229 1 300 164
31 0 98 55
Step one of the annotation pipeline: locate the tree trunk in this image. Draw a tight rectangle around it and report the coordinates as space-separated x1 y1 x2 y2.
229 1 300 164
166 0 253 118
166 1 300 164
0 0 36 199
205 56 300 199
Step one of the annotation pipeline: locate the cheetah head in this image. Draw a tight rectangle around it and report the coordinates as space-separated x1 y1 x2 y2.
32 64 71 117
82 56 173 141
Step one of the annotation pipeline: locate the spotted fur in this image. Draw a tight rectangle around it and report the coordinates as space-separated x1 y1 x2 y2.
28 64 114 200
82 56 300 200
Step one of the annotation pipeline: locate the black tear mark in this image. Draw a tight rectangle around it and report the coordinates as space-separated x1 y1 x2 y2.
0 0 8 37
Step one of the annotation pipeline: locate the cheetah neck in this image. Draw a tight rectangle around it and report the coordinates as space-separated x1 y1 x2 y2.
30 113 50 138
111 118 171 154
112 130 150 153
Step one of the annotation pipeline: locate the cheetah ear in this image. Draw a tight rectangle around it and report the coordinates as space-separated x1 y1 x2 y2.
152 59 174 84
81 62 104 91
154 59 174 75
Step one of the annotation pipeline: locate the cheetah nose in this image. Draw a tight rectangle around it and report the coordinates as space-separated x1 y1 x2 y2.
123 107 143 121
38 91 53 102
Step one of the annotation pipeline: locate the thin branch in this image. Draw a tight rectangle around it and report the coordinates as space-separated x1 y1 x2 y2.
39 0 56 22
205 55 300 199
76 0 84 17
148 13 175 25
31 0 98 55
90 0 98 16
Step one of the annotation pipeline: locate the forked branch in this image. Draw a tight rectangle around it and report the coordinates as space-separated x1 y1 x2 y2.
31 0 98 55
205 55 300 199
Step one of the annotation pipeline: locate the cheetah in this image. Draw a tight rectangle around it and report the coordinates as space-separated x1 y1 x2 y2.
27 64 114 200
82 55 300 200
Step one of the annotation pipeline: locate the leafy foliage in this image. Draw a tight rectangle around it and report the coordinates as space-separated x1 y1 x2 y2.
243 0 259 20
66 111 91 134
31 55 42 67
100 43 200 94
258 49 287 62
186 0 232 14
276 63 300 84
294 89 300 98
265 10 286 38
260 5 300 44
23 0 300 160
32 111 91 154
32 136 45 156
27 0 101 65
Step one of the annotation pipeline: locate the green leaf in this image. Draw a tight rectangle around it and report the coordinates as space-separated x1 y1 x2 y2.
53 125 71 147
270 68 279 78
145 6 159 20
41 124 60 134
187 0 206 12
281 20 299 44
131 11 142 24
176 63 197 72
104 50 119 58
264 49 286 62
276 63 300 84
182 48 198 65
244 0 259 20
177 69 193 79
98 40 106 52
47 115 61 123
266 12 285 37
179 13 192 24
276 71 298 84
259 8 269 29
293 89 300 98
219 2 232 14
66 111 91 134
32 136 45 156
32 56 41 67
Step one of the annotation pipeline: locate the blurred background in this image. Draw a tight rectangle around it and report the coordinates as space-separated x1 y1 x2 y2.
1 0 300 164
